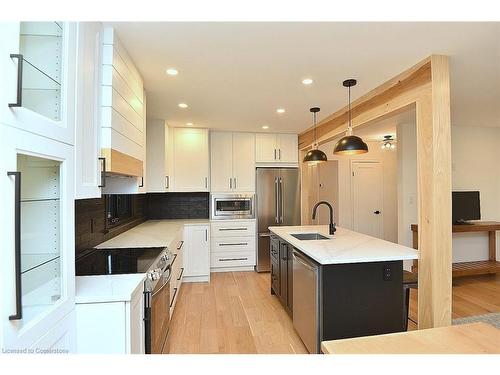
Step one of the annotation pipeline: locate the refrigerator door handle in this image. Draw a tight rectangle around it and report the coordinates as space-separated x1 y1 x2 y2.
279 177 284 223
274 177 279 224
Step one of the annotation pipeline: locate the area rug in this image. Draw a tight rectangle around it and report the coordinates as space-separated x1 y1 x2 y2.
452 312 500 329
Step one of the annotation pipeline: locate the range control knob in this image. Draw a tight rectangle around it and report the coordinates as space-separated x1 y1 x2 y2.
148 269 160 281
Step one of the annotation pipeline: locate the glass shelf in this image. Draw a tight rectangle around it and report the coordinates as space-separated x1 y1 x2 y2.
22 253 60 275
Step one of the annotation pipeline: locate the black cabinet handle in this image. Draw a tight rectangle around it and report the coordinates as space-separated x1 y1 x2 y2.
139 176 144 188
374 210 381 215
170 287 178 307
7 171 22 320
8 54 23 108
98 157 106 188
171 253 178 266
177 267 184 281
176 241 184 250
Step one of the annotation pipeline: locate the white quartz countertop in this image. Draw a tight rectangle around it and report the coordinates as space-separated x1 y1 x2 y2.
269 225 418 265
95 219 209 249
75 274 146 303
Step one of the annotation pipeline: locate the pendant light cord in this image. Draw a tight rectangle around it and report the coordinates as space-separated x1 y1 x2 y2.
313 111 317 148
347 85 352 135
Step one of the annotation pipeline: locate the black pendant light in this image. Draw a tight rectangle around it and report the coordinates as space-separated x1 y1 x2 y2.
333 79 368 155
303 107 328 164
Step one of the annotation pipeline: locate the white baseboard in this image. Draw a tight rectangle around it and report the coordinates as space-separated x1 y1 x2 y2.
182 275 210 283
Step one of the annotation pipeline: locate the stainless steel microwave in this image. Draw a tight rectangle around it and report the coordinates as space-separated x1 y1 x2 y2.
211 193 255 220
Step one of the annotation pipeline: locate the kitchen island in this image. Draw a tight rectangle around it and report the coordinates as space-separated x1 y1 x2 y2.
269 225 418 354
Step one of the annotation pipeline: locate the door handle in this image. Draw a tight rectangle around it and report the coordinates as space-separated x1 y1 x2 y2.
374 210 381 215
279 177 284 223
7 171 22 320
98 157 106 188
8 54 23 107
274 177 279 224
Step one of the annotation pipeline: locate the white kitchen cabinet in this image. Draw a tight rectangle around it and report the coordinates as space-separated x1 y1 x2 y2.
169 229 185 316
146 119 171 192
75 282 144 354
0 22 77 145
255 133 298 164
138 89 147 193
183 225 210 282
210 220 257 272
211 132 255 192
100 27 144 178
74 22 103 199
170 128 209 192
0 125 75 351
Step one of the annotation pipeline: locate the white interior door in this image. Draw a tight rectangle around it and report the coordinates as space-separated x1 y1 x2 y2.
317 161 339 225
351 161 383 238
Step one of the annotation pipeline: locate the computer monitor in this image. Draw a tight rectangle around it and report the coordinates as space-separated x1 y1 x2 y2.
452 191 480 224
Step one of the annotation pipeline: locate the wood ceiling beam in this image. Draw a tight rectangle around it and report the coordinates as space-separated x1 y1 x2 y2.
298 56 432 150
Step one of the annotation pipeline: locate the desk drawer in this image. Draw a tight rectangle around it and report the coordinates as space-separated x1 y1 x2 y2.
211 250 256 268
211 220 256 238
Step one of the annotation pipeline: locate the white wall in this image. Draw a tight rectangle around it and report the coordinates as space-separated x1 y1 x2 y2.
317 140 398 243
397 124 500 263
451 126 500 261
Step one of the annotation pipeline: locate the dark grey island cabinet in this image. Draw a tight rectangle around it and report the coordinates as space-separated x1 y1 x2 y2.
270 233 407 353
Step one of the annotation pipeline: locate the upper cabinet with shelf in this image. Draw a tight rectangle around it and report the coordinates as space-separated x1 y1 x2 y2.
211 132 255 192
0 22 77 144
255 133 298 164
100 27 144 178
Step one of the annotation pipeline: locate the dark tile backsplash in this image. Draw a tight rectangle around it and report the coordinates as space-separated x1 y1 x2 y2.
75 192 209 254
146 192 209 219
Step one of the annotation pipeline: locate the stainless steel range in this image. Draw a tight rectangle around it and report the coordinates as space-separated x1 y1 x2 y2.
75 247 173 354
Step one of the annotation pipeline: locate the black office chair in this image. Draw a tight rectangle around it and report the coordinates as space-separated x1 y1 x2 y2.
403 270 418 330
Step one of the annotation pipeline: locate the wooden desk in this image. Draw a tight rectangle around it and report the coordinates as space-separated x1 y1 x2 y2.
321 322 500 354
411 221 500 277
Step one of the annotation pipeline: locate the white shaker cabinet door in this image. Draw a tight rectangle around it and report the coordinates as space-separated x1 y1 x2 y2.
232 132 255 192
255 133 277 163
171 128 209 192
183 225 210 278
276 134 298 163
210 132 233 192
75 22 103 199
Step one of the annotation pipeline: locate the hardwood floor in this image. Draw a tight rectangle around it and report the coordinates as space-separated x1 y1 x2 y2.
167 271 500 352
407 273 500 330
166 271 307 354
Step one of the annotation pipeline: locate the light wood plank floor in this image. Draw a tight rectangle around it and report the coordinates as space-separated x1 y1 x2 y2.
166 271 307 353
407 273 500 330
167 271 500 352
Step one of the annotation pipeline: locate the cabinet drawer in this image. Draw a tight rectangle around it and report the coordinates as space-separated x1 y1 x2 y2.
211 220 256 238
211 236 255 253
211 251 256 268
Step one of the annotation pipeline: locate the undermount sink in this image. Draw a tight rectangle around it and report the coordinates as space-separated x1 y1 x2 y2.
290 233 330 241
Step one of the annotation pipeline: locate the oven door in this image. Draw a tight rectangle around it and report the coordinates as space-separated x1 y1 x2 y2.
146 267 171 354
211 195 254 219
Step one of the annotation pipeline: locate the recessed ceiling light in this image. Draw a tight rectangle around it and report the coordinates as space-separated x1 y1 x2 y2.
302 78 313 85
276 108 285 114
262 125 269 129
186 122 193 126
178 103 188 108
166 68 178 76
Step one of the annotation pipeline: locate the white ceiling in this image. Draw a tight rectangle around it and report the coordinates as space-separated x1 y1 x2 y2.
108 22 500 133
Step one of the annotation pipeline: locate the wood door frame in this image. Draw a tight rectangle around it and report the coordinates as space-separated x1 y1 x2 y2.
298 55 452 329
350 160 384 238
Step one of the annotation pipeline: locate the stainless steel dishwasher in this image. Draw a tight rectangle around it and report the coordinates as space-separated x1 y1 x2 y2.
292 249 320 353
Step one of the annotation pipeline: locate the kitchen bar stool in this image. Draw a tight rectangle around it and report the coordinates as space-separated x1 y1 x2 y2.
403 270 418 330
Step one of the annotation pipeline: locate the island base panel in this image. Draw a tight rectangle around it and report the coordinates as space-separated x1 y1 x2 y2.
320 260 404 344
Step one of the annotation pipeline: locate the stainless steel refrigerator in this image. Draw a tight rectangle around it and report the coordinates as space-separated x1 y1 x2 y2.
256 168 301 272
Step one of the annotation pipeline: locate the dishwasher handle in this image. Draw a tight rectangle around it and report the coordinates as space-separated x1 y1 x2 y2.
292 251 318 273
